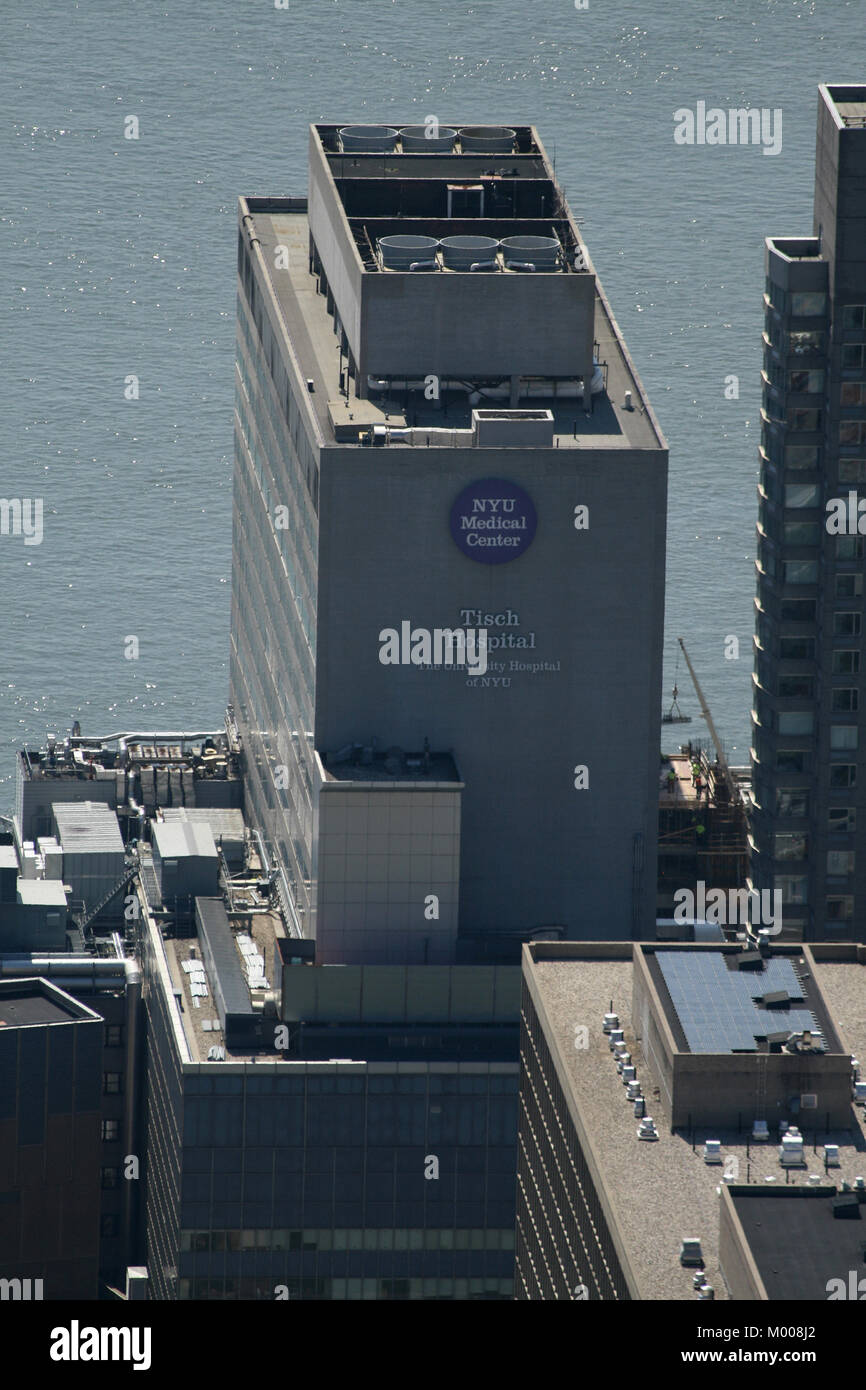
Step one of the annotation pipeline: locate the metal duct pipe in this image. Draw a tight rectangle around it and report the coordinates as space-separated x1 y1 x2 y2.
0 956 128 974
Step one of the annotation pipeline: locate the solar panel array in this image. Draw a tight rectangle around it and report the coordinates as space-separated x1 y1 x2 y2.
657 952 822 1054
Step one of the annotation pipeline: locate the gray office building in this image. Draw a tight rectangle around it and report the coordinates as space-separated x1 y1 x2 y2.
751 85 866 939
230 122 668 963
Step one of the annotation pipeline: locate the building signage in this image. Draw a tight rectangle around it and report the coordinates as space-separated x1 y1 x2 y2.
450 478 537 564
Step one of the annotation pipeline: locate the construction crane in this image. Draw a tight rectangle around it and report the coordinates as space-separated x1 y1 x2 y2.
677 637 738 804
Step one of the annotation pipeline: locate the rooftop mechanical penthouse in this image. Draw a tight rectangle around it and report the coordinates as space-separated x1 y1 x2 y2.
231 122 668 964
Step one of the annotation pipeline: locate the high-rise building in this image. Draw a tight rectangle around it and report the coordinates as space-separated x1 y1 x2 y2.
230 122 668 962
750 85 866 940
515 938 866 1300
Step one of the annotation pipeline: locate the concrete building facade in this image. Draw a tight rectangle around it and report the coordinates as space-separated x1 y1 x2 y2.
751 85 866 940
230 122 668 963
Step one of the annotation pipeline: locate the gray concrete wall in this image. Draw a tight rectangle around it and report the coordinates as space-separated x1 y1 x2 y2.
315 440 667 940
718 1188 767 1300
670 1051 851 1130
315 777 462 964
360 270 595 381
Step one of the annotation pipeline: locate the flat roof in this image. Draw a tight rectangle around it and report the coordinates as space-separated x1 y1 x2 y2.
52 801 124 852
245 203 665 453
152 818 218 859
162 905 284 1063
320 750 461 784
17 878 68 906
0 978 97 1028
823 84 866 128
525 948 866 1301
732 1190 866 1300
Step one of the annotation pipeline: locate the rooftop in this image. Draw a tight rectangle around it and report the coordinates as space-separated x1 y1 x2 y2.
823 84 866 129
249 203 661 453
0 977 99 1029
152 818 218 860
319 748 461 784
524 944 866 1300
52 800 124 853
731 1188 866 1300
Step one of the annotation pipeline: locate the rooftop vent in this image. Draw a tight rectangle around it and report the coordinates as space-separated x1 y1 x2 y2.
378 234 441 271
399 124 456 152
439 234 500 271
703 1140 723 1165
500 234 561 272
459 125 516 153
602 1011 620 1034
679 1238 703 1267
339 124 398 153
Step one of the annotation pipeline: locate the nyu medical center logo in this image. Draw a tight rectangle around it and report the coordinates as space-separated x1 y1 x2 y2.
450 478 537 565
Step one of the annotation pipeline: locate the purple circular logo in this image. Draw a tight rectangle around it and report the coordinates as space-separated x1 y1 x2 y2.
450 477 537 564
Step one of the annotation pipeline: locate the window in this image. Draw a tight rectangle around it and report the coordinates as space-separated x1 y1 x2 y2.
780 599 816 623
101 1119 120 1142
778 711 814 735
840 383 866 407
830 726 858 750
842 345 865 371
833 612 861 637
787 408 823 433
784 483 820 508
838 459 866 484
778 675 814 698
829 764 857 788
832 650 860 674
789 329 825 355
776 750 809 773
103 1073 122 1095
834 614 861 639
777 788 809 817
828 808 856 833
780 637 815 659
777 875 808 904
825 896 854 922
841 305 866 331
791 292 827 317
101 1167 119 1190
840 421 866 447
789 369 824 394
837 536 864 559
774 833 808 861
785 444 820 469
782 560 818 584
827 850 855 877
783 521 819 546
106 1025 123 1048
831 688 859 712
835 573 863 598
